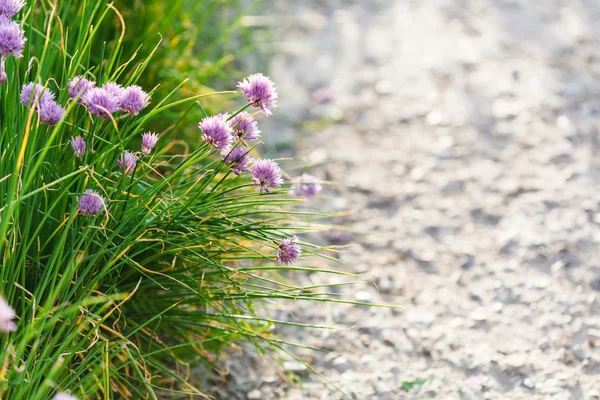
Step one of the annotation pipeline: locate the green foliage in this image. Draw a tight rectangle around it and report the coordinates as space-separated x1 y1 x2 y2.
0 1 354 398
108 0 261 133
401 378 427 392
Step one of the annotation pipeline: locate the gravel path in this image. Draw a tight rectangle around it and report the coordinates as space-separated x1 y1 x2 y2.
211 1 600 399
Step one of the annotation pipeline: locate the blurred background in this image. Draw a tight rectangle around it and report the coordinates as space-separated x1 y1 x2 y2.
113 0 600 398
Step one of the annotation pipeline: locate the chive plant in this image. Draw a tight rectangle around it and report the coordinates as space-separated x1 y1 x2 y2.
0 1 365 399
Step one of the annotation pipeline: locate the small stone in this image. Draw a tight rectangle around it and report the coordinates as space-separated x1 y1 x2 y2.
377 276 393 294
331 197 348 211
492 98 520 119
499 239 518 255
393 164 407 176
589 329 600 348
308 148 328 164
461 254 475 270
352 263 369 274
332 356 350 372
420 345 432 357
433 135 454 154
356 291 373 303
573 348 588 361
538 338 550 350
470 311 487 322
283 361 307 373
588 389 600 399
375 80 392 95
383 337 396 348
465 374 487 392
247 389 262 400
523 378 535 389
556 115 573 131
443 180 465 194
360 333 371 347
426 110 444 125
374 380 392 394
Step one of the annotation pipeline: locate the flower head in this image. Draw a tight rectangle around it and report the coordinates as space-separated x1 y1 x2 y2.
102 82 124 100
141 132 159 155
78 189 105 216
68 75 94 102
20 82 54 108
237 73 278 116
0 16 25 58
0 0 25 18
83 86 121 119
276 236 301 265
70 136 86 158
290 174 322 197
199 114 233 151
39 100 65 126
223 147 252 176
229 111 260 143
0 296 16 332
54 393 77 400
118 151 137 175
120 85 150 115
251 158 283 194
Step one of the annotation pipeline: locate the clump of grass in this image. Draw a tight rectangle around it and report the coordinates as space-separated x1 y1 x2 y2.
0 1 362 399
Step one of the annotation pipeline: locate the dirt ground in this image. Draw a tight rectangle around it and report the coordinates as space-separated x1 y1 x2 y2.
210 1 600 399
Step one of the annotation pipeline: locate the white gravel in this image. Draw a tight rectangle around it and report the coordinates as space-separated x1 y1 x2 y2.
210 1 600 399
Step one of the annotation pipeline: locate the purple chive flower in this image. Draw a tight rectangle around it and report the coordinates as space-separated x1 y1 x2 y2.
229 112 260 144
118 151 137 175
0 16 25 84
222 147 252 176
68 75 94 102
251 158 283 194
141 132 159 155
39 100 65 126
78 189 105 216
70 136 85 158
276 236 301 265
0 296 16 332
199 114 233 151
0 16 25 57
54 393 77 400
0 0 25 18
237 73 278 116
83 86 121 119
120 85 150 115
290 174 322 197
20 82 55 108
101 82 124 100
